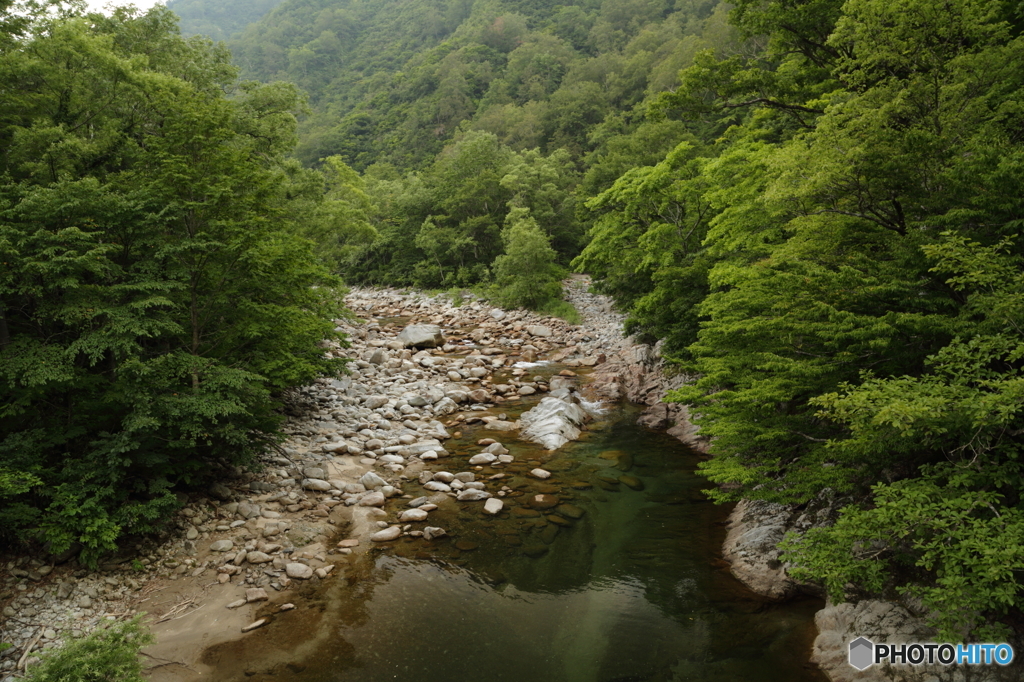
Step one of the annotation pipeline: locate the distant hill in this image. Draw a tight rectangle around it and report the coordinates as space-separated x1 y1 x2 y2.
166 0 286 41
224 0 733 169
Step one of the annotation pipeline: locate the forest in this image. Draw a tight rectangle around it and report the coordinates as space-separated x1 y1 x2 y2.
2 0 1024 644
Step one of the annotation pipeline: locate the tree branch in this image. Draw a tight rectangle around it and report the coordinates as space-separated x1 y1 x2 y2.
721 97 824 114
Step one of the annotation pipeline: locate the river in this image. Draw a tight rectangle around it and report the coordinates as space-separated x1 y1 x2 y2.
198 361 826 682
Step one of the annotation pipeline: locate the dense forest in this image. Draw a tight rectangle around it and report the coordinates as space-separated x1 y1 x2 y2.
0 1 349 565
3 0 1024 645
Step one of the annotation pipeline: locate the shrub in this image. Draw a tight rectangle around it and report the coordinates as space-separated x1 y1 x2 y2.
26 617 154 682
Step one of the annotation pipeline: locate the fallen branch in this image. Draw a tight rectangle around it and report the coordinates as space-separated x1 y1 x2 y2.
154 592 203 624
17 629 42 671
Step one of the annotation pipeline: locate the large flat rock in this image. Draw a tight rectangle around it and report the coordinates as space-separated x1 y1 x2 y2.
398 324 445 348
519 394 592 450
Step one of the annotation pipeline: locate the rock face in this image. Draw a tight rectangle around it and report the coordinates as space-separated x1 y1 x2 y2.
519 393 593 450
397 324 445 348
721 499 798 601
812 600 1019 682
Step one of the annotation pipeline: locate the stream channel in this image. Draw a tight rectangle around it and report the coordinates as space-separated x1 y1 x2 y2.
200 359 827 682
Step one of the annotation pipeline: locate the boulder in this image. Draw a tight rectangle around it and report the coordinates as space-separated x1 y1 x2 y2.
245 587 269 602
359 471 387 489
408 440 447 457
398 324 445 348
433 397 459 415
483 498 504 515
527 494 559 510
722 499 798 600
364 395 388 409
422 526 446 540
423 481 451 493
302 478 332 492
359 491 386 507
209 483 233 501
519 394 592 450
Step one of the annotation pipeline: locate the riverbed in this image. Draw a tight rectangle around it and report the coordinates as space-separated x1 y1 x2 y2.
198 398 826 682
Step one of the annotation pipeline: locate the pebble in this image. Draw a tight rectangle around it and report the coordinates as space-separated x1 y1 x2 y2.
400 509 429 522
246 588 269 602
370 526 402 542
483 498 504 515
285 563 314 580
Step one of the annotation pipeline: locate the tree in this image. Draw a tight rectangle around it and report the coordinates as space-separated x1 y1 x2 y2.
491 208 564 311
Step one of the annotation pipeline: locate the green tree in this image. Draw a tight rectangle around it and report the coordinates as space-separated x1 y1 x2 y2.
491 209 565 311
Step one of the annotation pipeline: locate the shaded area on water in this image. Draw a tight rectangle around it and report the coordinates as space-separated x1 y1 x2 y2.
202 404 827 682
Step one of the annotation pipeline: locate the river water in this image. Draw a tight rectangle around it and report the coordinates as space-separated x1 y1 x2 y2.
201 382 826 682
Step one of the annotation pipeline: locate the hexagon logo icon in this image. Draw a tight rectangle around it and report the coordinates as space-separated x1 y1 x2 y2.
849 637 874 670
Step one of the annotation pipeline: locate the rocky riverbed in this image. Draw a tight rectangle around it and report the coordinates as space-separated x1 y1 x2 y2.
0 278 670 680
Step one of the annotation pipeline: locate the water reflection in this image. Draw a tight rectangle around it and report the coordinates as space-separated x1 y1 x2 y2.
200 405 826 682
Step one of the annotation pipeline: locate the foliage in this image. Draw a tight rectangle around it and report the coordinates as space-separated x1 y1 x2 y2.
780 233 1024 641
349 132 582 291
167 0 285 41
0 6 348 564
25 616 154 682
574 140 713 355
491 208 565 311
224 0 739 170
